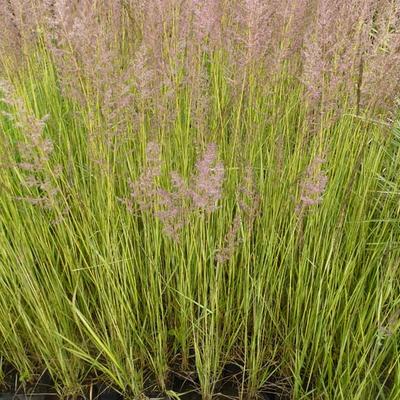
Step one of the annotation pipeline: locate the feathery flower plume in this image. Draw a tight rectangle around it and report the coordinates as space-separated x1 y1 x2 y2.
191 0 223 49
133 0 178 131
156 171 191 240
0 0 22 62
140 0 176 88
238 165 261 223
124 142 162 213
360 0 400 112
132 44 157 103
186 62 211 135
296 155 328 214
190 143 224 213
230 0 276 68
278 0 312 60
0 80 61 211
48 1 133 128
215 214 242 264
45 0 136 172
0 0 47 64
124 142 225 237
301 0 383 116
302 0 341 108
215 165 260 264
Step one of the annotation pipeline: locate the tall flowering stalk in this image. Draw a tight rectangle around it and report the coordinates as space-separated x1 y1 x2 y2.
177 0 223 134
231 0 275 67
48 0 134 146
0 0 22 63
2 0 400 119
0 80 61 211
156 171 191 240
361 0 400 112
278 0 312 61
190 0 223 50
215 213 242 264
124 142 162 213
138 0 178 129
296 155 328 215
302 0 345 112
124 142 225 239
300 0 400 117
0 0 47 64
157 143 225 238
294 154 328 252
216 165 260 264
189 143 225 213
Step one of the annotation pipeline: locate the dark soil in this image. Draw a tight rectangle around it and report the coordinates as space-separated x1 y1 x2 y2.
0 363 287 399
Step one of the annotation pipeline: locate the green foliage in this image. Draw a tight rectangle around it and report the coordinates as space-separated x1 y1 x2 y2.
0 47 399 400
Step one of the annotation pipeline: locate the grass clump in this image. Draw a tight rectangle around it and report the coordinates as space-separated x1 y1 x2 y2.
0 1 400 399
